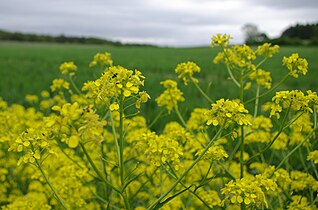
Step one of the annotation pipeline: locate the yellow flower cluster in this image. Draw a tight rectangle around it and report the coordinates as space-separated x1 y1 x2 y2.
155 80 185 112
256 43 280 58
175 61 200 85
1 38 318 209
271 90 318 118
245 115 272 144
206 99 251 127
51 102 106 148
8 121 53 165
307 150 318 164
50 78 70 92
221 177 269 207
83 65 149 109
249 69 272 89
59 61 77 76
89 52 113 67
210 33 232 48
196 143 229 161
186 108 209 131
214 45 257 71
283 53 308 78
144 131 184 170
290 170 318 191
287 195 314 210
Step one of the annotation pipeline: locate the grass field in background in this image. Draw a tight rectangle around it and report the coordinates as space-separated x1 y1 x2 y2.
0 41 317 129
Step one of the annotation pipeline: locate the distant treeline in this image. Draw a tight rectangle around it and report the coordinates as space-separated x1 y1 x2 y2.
0 29 156 47
250 23 318 46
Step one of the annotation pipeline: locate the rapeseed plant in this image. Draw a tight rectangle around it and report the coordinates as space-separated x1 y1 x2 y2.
1 34 317 210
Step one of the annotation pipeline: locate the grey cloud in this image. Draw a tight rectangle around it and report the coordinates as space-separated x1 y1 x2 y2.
248 0 318 9
0 0 317 46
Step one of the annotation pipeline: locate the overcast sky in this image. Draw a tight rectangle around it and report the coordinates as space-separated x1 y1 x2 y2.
0 0 317 47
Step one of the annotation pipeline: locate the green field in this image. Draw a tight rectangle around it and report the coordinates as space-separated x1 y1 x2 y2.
1 41 317 128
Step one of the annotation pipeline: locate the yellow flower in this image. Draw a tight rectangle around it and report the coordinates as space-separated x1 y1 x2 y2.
249 69 272 89
89 52 113 68
211 33 232 48
283 53 308 78
109 102 119 111
25 95 39 103
271 90 318 118
59 61 77 76
307 150 318 164
175 61 200 85
50 79 70 92
206 99 251 127
155 80 185 113
256 43 279 58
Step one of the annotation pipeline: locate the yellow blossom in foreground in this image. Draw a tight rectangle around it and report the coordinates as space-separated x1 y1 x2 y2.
283 53 308 78
175 61 200 85
270 90 318 118
287 195 314 210
206 99 251 127
221 177 268 208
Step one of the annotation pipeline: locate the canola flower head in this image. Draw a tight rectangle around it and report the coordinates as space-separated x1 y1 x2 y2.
249 69 272 89
221 177 268 208
211 33 232 48
307 150 318 164
156 80 185 113
271 90 318 118
256 43 280 58
175 61 200 85
59 61 77 76
287 195 313 210
196 144 229 161
83 65 148 108
206 99 251 127
144 132 183 171
89 52 113 68
25 94 39 104
213 45 256 71
283 53 308 78
50 79 70 92
8 127 52 165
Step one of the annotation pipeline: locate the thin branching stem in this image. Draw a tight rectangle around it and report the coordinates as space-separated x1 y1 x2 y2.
35 159 69 210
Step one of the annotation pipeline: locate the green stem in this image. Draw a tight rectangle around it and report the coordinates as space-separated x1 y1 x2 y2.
239 68 245 179
118 94 131 210
148 109 164 129
69 75 82 95
255 57 268 69
191 78 214 104
227 65 240 87
240 126 245 179
79 143 121 194
253 85 260 119
174 107 205 147
165 164 213 210
275 128 317 170
245 74 289 104
35 160 69 210
246 106 296 164
147 127 224 210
